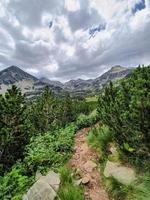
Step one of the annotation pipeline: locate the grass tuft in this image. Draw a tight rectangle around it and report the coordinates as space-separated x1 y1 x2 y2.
57 167 84 200
87 124 112 154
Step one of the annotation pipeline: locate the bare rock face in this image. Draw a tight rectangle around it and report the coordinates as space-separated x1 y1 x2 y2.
104 161 136 185
22 171 60 200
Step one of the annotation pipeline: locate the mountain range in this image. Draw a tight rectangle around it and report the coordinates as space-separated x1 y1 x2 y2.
0 65 133 98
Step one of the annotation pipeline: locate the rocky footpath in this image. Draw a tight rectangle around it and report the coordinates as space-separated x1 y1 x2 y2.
69 127 109 200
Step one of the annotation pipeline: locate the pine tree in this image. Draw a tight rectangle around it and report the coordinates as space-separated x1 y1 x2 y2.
0 85 30 173
29 86 57 132
97 66 150 167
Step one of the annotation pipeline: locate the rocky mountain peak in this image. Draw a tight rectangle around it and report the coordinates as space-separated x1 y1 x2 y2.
0 65 37 85
110 65 126 72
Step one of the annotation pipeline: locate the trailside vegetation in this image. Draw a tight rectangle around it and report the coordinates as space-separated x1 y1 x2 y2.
97 66 150 169
87 66 150 200
0 85 98 199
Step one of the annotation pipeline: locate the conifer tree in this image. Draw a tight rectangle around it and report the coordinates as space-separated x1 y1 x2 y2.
97 66 150 167
0 85 30 173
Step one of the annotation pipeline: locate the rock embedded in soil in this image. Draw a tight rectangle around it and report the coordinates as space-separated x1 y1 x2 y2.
104 161 136 185
81 176 90 184
22 171 60 200
83 160 97 172
74 179 82 186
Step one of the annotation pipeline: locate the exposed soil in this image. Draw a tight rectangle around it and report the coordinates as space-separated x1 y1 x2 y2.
69 127 109 200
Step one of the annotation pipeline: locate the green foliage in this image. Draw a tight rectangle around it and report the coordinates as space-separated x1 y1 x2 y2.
131 175 150 200
85 95 98 111
73 98 90 116
28 87 91 133
86 95 98 102
76 109 99 129
0 82 98 199
57 167 84 200
24 123 77 174
0 163 33 200
87 125 112 154
104 174 150 200
0 85 31 173
97 66 150 169
105 177 133 200
28 86 59 133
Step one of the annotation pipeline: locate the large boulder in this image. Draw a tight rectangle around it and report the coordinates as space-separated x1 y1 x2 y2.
23 171 60 200
104 161 136 185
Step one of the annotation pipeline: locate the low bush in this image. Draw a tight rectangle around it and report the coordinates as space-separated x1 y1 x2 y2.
104 174 150 200
24 123 77 174
76 110 99 129
0 163 34 200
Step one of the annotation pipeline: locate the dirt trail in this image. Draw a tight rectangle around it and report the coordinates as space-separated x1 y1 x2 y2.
69 127 109 200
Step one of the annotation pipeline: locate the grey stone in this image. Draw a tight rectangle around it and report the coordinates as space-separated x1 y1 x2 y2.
40 171 60 191
35 171 43 181
104 161 136 185
22 171 60 200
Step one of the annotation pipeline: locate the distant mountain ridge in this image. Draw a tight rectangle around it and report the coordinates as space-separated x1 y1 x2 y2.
62 65 133 95
0 65 134 97
39 77 64 88
0 66 64 98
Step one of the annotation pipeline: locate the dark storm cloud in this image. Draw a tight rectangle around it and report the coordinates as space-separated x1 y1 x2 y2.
0 0 150 81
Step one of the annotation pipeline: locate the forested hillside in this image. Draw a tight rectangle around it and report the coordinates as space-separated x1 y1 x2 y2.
0 66 149 200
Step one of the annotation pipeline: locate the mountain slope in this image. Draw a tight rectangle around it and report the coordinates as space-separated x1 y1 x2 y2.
63 66 133 95
92 65 133 91
0 65 134 97
40 77 64 88
0 66 37 84
0 66 64 98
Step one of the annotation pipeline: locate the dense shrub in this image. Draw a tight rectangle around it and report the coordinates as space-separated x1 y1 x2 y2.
97 66 150 168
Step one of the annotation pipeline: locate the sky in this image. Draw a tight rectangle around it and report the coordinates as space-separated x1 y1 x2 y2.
0 0 150 81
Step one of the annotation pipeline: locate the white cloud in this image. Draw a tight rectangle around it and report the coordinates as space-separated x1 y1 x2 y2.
0 0 150 80
65 0 80 12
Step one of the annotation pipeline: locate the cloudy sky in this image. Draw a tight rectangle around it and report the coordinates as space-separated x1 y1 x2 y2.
0 0 150 81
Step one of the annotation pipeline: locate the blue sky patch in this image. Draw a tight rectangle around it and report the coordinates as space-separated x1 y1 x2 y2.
89 24 105 38
132 0 145 13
